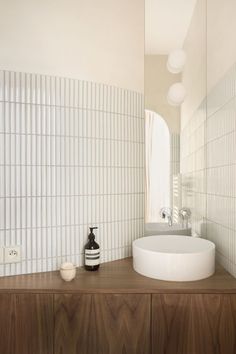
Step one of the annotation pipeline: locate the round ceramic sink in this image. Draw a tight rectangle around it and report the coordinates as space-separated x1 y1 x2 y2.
133 235 215 281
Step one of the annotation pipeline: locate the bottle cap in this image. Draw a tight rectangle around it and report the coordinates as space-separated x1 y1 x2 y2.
89 226 98 233
89 226 98 239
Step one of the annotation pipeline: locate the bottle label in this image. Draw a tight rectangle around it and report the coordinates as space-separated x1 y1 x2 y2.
85 249 100 266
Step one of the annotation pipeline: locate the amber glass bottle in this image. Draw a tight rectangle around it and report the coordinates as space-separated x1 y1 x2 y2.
84 227 100 271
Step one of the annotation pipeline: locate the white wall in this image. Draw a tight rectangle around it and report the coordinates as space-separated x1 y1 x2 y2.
0 1 145 276
181 0 206 129
0 0 144 92
145 55 180 133
0 70 145 277
180 0 207 237
180 0 236 277
207 0 236 92
205 0 236 276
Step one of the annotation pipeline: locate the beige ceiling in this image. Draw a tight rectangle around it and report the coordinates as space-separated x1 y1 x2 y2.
145 0 197 54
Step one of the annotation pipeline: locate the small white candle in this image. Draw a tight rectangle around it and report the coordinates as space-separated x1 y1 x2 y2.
60 262 76 281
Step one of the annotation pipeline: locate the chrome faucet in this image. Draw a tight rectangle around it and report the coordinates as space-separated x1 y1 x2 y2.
160 207 173 227
179 207 191 229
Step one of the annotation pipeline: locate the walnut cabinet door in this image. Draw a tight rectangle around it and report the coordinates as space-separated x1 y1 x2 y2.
0 294 53 354
54 294 151 354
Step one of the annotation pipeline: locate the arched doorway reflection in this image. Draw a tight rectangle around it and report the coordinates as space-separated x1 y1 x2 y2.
145 110 170 222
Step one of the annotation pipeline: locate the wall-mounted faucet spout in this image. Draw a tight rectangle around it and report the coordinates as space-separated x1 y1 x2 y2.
160 207 173 227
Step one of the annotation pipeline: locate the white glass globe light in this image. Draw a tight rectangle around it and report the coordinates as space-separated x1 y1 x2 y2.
167 49 186 74
167 83 186 106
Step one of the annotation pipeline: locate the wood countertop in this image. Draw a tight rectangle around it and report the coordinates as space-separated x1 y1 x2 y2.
0 258 236 294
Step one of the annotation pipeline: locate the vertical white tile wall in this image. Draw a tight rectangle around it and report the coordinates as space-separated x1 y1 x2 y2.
0 70 145 276
206 64 236 276
170 134 180 222
180 63 236 277
180 100 207 237
170 134 180 175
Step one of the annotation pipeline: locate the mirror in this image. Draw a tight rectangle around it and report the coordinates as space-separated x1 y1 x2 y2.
145 0 199 227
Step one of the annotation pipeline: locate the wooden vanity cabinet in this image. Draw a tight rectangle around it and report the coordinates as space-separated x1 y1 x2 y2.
1 292 236 354
54 294 151 354
0 294 53 354
1 260 236 354
151 294 236 354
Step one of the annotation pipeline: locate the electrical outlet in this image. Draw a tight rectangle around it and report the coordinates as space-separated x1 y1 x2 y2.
4 246 21 263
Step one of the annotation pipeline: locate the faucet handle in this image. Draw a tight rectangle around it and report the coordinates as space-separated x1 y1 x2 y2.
179 207 191 218
160 207 172 219
179 208 191 228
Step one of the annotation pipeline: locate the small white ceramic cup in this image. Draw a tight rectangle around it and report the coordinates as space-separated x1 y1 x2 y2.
60 262 76 281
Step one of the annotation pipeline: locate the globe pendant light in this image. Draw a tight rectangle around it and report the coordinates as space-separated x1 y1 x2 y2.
167 49 186 74
167 82 186 106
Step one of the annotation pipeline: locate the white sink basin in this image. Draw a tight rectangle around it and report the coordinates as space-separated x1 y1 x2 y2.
133 235 215 281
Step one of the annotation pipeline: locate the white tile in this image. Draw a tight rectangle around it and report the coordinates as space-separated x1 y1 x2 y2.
0 70 144 276
181 63 236 278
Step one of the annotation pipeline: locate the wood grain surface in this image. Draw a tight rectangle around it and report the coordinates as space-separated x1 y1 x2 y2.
152 294 236 354
54 294 151 354
15 294 53 354
0 294 53 354
0 258 236 294
0 294 15 354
